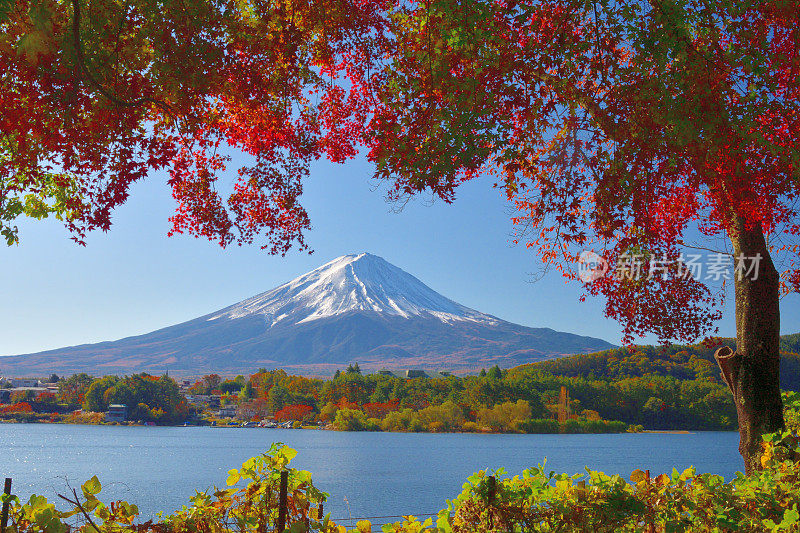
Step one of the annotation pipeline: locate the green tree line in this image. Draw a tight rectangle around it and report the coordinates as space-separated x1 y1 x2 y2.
6 339 797 430
212 339 773 431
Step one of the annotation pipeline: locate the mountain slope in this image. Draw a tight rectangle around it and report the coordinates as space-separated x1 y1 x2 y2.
0 253 614 375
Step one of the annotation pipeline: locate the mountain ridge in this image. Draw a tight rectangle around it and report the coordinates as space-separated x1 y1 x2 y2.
0 253 614 376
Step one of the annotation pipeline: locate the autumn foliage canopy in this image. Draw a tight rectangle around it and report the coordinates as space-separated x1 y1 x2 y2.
1 0 390 253
3 0 798 346
366 0 799 345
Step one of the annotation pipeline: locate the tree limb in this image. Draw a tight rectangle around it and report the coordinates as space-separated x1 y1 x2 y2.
58 489 101 533
70 0 175 120
714 346 741 396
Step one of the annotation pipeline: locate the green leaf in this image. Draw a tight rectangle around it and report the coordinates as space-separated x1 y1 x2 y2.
288 522 307 533
279 445 298 462
780 505 800 527
82 476 101 496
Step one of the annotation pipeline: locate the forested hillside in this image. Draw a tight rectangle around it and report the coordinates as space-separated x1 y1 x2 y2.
523 339 800 391
5 337 798 432
780 333 800 355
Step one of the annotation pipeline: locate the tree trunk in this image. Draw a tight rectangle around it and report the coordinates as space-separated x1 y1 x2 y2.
715 218 784 474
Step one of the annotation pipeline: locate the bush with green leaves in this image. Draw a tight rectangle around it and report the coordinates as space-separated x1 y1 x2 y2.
4 444 341 533
333 408 380 431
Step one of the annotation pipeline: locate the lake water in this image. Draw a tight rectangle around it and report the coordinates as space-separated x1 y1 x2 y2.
2 424 741 527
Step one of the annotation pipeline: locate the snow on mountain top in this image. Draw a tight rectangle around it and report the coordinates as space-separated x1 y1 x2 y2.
210 253 499 326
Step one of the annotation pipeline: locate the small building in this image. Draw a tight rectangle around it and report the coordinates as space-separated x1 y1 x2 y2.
106 404 128 423
185 394 221 408
374 369 441 379
10 378 40 388
7 386 47 396
217 406 237 418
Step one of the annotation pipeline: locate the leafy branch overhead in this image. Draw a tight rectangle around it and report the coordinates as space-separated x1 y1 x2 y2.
2 0 392 253
3 0 797 337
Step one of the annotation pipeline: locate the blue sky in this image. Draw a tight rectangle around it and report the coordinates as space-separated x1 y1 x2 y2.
1 155 799 357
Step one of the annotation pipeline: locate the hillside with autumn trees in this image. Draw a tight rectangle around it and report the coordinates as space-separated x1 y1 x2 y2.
524 341 800 392
156 337 799 432
7 338 797 431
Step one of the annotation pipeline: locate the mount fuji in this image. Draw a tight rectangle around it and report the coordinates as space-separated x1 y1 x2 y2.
0 253 613 376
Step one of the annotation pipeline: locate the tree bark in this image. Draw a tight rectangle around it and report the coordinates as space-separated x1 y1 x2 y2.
715 218 785 474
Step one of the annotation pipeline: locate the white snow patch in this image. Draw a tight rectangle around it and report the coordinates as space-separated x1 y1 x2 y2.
209 253 499 328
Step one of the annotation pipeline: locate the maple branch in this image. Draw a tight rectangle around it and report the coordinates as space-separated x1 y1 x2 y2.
70 0 175 121
591 0 605 82
58 489 101 533
676 240 732 257
529 70 620 143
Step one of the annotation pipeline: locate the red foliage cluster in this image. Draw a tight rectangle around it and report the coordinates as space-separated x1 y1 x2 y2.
363 1 800 345
336 397 359 410
36 391 57 402
1 0 392 254
362 400 399 418
1 402 33 414
274 404 313 422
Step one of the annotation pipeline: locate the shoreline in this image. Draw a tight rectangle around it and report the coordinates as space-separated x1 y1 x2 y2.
0 419 713 434
641 430 692 434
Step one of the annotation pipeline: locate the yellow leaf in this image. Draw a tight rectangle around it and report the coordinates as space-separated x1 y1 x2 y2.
226 469 240 486
655 474 669 486
630 469 646 483
282 446 298 461
761 443 774 468
356 520 372 532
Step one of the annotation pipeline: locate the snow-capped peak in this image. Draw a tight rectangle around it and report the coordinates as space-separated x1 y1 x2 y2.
210 253 498 327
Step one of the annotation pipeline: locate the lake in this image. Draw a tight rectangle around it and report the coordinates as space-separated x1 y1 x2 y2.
2 424 741 528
